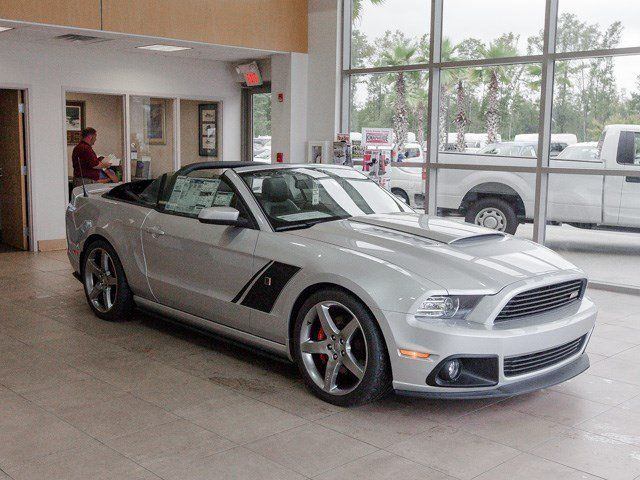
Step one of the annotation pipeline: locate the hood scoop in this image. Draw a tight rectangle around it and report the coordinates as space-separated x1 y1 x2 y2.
349 213 506 245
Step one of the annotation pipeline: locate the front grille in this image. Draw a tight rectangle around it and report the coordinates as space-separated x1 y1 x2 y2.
504 335 586 377
495 279 586 322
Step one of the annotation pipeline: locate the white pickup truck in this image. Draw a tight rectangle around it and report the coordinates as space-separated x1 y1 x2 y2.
390 124 640 234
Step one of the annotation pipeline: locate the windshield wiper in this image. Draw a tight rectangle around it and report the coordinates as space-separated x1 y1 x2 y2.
275 216 351 232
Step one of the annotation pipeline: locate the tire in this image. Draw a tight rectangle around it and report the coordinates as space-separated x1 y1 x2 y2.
391 188 410 205
81 239 134 321
465 197 519 234
293 289 392 407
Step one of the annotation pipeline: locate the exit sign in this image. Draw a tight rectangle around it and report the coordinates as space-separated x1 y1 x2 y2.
236 61 263 87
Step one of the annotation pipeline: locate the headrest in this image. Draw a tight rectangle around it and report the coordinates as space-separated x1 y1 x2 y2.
262 176 290 202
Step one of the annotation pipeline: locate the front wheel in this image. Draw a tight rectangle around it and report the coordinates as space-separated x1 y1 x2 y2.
293 289 391 406
465 197 519 234
82 240 134 321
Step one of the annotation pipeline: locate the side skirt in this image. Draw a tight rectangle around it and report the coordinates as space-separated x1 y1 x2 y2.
134 296 289 358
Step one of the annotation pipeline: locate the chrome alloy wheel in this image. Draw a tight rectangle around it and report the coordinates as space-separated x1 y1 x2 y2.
474 207 507 231
299 301 368 395
84 248 118 313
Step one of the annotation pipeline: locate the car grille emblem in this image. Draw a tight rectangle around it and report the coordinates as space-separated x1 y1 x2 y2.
264 277 272 286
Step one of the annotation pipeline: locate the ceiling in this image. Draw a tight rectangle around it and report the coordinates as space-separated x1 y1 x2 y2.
0 20 277 63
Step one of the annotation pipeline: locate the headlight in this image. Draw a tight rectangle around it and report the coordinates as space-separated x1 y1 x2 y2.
415 295 482 319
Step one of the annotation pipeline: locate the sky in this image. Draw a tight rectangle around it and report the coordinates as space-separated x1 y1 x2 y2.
353 0 640 92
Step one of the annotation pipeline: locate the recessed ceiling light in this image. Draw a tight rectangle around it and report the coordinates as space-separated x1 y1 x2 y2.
0 27 14 33
137 44 191 52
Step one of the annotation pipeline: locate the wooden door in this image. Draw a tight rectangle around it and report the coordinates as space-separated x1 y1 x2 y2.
0 89 28 250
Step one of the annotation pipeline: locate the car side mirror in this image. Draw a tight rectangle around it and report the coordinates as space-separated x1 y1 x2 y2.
198 207 242 226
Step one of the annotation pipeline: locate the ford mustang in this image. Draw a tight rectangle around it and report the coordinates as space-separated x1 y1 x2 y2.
66 162 596 406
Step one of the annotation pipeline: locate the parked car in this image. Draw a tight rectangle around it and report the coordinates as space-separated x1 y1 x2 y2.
444 133 502 153
555 142 599 161
438 125 640 233
67 162 595 405
253 147 271 163
514 133 577 156
477 141 538 157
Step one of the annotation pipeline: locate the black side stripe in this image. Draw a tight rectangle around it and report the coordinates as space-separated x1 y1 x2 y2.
239 262 301 313
231 261 274 304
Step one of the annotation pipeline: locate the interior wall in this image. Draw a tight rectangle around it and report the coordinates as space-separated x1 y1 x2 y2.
180 99 222 165
0 0 307 53
0 0 101 29
129 97 175 178
65 93 124 176
101 0 308 53
0 39 241 247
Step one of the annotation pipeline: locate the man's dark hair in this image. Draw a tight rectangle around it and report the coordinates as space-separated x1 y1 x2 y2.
81 127 97 138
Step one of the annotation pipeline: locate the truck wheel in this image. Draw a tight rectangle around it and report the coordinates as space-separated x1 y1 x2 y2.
465 197 518 234
391 188 410 205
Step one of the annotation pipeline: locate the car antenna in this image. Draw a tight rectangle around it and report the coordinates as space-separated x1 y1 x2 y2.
74 152 89 198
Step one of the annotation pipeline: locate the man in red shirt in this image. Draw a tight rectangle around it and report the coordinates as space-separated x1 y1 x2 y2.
72 127 115 186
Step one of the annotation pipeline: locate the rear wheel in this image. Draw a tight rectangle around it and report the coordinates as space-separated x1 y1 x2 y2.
293 289 391 406
465 197 519 234
82 240 133 321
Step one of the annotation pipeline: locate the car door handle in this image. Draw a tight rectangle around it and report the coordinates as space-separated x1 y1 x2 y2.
144 225 165 238
625 176 640 183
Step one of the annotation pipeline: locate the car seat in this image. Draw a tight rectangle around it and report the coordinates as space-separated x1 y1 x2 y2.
261 176 300 217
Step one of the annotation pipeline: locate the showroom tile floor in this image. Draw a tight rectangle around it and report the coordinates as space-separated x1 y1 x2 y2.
1 251 640 479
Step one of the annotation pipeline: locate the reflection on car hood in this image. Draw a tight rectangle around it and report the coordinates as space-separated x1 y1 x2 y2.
290 213 581 293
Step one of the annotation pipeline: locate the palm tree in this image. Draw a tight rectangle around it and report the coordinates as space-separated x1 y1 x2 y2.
379 44 417 147
352 0 385 21
472 41 518 143
437 38 459 150
454 79 470 151
407 75 429 147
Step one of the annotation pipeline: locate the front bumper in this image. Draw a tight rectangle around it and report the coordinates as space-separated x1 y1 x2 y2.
381 296 597 397
396 353 589 399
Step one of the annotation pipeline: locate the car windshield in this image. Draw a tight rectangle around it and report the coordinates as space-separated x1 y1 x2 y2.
239 166 412 231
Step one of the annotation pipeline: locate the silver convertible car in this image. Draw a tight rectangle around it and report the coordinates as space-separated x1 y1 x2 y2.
66 162 597 406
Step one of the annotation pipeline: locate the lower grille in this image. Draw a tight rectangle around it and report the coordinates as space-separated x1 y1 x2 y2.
495 279 586 322
504 335 586 377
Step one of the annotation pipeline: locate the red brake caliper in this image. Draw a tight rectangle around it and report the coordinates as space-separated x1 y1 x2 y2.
317 328 328 363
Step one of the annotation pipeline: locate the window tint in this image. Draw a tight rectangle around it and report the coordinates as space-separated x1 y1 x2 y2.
616 131 640 166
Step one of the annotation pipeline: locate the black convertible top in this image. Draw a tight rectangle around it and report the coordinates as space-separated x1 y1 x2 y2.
176 162 256 175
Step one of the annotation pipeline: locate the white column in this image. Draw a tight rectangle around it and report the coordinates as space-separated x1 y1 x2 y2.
307 0 341 141
270 53 308 163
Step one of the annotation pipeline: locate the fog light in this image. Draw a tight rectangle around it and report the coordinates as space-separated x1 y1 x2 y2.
440 359 462 382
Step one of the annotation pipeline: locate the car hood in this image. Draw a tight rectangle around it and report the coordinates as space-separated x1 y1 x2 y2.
289 213 581 293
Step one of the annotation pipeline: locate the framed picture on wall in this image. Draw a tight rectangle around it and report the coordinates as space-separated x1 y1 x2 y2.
199 103 219 157
146 98 166 145
307 141 328 163
66 101 85 145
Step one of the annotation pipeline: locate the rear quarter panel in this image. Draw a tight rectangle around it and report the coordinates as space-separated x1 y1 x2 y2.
67 194 153 299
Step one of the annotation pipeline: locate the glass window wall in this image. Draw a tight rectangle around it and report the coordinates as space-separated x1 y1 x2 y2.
342 0 640 290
